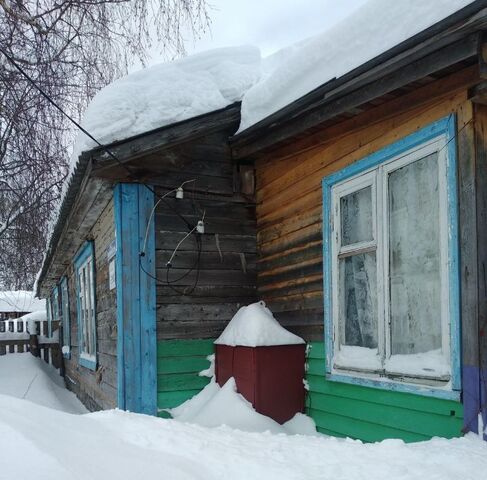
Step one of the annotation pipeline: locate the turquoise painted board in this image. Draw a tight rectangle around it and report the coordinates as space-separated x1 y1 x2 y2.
114 183 157 415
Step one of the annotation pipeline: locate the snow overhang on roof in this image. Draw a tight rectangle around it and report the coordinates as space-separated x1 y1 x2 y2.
36 104 241 298
231 0 487 158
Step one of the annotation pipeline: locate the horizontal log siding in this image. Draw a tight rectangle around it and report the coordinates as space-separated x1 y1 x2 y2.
64 200 117 411
255 87 470 341
157 339 214 417
155 132 257 341
254 72 475 441
306 343 463 441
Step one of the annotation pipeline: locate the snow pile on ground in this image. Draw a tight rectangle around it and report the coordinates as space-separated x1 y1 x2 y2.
170 377 315 435
1 353 487 479
72 46 261 163
0 290 45 313
0 354 86 414
215 301 304 347
1 395 487 480
238 0 474 130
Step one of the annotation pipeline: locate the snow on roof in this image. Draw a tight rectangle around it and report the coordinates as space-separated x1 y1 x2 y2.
0 291 45 313
39 0 476 290
238 0 475 131
71 46 261 165
215 301 304 347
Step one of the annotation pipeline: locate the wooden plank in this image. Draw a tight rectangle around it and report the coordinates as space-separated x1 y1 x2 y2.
474 104 487 437
156 231 256 254
157 339 214 358
91 103 240 169
158 372 210 392
114 183 157 415
256 93 467 220
457 100 481 434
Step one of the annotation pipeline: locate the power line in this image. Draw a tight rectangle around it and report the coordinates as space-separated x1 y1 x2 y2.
0 45 204 294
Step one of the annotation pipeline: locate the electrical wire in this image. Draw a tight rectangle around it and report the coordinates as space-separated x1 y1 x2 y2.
0 46 204 295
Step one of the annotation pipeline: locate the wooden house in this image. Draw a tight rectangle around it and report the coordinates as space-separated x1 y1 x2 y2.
37 1 486 441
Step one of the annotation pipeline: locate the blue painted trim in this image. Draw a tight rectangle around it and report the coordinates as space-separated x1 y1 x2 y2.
114 184 125 410
60 276 71 360
138 186 157 415
326 373 461 401
114 183 157 415
322 116 452 189
445 115 461 392
79 356 96 370
322 114 461 398
74 241 97 371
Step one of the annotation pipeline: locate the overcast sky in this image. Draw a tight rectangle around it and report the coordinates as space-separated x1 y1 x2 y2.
147 0 368 66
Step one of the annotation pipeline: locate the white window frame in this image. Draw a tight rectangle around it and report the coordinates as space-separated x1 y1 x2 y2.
75 242 97 370
326 132 457 393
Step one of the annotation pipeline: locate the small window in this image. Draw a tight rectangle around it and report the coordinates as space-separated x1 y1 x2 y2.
0 321 4 333
74 242 97 370
60 277 71 358
323 117 460 394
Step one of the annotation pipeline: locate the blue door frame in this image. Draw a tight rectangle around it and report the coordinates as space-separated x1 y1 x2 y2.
114 183 157 415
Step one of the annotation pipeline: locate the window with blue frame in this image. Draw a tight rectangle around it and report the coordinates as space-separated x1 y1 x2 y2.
74 242 97 370
48 286 60 337
322 116 460 396
60 277 71 358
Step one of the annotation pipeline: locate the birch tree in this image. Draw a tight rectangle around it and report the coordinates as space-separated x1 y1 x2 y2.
0 0 209 289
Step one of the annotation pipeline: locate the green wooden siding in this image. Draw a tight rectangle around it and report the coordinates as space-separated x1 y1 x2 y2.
306 342 464 442
157 339 214 418
156 339 463 442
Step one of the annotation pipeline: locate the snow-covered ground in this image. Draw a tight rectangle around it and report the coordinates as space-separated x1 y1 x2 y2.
1 353 487 479
0 354 86 414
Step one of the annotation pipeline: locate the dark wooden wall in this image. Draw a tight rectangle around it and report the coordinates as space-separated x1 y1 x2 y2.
63 199 117 411
153 130 257 340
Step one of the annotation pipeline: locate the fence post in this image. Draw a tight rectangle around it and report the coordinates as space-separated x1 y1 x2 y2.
29 333 40 357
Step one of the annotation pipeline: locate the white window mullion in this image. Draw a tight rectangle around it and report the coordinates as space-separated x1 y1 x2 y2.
438 148 451 366
377 165 387 369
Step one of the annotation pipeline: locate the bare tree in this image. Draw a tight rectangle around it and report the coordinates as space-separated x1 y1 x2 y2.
0 0 209 290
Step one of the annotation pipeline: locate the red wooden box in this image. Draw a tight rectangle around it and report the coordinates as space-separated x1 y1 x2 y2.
215 343 306 424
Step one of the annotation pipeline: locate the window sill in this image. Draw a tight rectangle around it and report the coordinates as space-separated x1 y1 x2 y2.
79 353 96 371
326 371 460 401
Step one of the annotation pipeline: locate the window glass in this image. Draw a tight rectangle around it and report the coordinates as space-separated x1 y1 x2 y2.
339 252 378 349
388 153 441 355
76 243 96 367
341 186 373 246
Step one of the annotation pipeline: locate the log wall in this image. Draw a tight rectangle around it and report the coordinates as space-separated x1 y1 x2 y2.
154 131 257 340
252 69 481 440
63 199 117 411
255 69 477 342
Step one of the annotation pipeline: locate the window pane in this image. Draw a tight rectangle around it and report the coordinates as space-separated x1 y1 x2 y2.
339 252 377 349
388 153 442 356
341 186 373 246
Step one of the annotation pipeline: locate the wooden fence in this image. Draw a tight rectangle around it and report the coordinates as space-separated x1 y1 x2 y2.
0 319 63 369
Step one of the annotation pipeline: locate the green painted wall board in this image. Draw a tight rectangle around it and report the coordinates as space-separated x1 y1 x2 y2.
157 339 214 415
306 342 463 442
156 339 463 442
